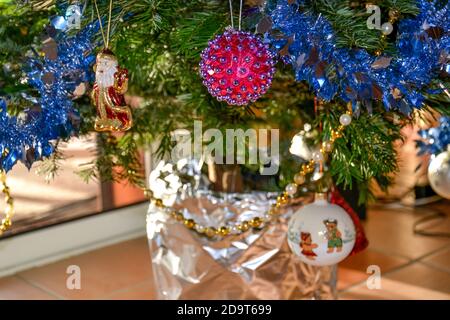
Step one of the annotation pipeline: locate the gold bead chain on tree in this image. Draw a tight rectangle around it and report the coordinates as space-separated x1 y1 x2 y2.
0 170 14 236
147 109 353 239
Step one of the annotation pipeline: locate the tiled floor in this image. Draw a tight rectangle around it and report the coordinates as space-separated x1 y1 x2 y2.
338 200 450 299
0 201 449 300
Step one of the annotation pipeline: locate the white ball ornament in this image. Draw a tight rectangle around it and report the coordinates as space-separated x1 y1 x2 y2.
381 22 394 35
312 150 324 162
285 183 298 196
303 123 312 132
339 114 352 126
287 193 356 266
428 151 450 199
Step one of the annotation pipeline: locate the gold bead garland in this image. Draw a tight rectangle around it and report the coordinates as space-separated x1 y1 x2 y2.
271 108 353 211
0 170 14 236
149 196 269 239
147 107 353 239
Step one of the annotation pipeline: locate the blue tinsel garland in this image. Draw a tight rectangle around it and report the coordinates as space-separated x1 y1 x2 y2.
0 21 96 172
417 116 450 155
267 0 450 113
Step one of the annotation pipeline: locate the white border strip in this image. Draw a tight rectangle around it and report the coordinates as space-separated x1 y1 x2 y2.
0 203 147 277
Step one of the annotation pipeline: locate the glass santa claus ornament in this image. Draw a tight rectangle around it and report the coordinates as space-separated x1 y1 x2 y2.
91 49 132 132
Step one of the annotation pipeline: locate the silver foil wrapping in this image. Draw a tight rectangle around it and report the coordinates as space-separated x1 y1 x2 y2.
147 190 337 300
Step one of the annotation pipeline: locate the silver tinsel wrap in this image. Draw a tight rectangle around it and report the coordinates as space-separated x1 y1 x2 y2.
147 190 337 300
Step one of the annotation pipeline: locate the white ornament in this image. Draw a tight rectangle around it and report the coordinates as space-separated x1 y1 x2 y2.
195 224 206 234
312 150 324 162
65 4 82 30
428 151 450 199
339 114 352 126
148 161 182 206
381 22 394 35
290 133 319 160
303 123 312 132
287 194 356 266
230 225 240 234
285 183 298 195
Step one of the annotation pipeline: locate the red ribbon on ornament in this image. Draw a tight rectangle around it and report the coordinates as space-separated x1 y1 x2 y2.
330 189 369 255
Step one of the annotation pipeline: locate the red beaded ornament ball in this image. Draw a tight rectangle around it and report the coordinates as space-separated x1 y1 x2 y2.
199 28 276 106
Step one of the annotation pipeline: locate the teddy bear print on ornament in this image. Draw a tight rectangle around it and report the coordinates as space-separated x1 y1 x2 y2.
287 194 356 266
